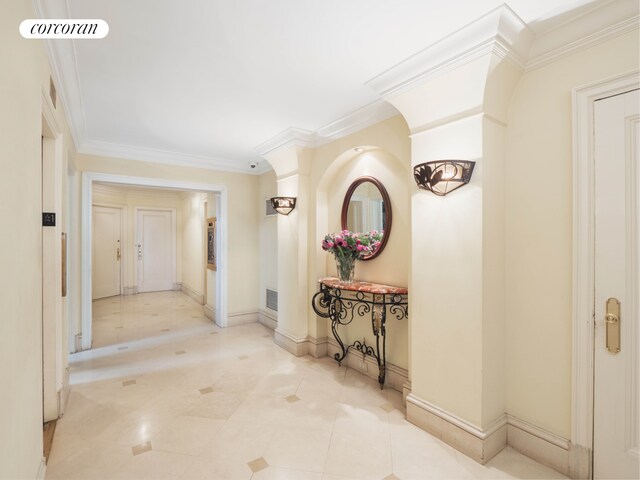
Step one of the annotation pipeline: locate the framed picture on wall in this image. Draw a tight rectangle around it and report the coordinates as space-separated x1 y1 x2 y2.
207 217 217 271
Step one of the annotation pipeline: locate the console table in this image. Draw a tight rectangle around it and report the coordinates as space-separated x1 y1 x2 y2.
311 277 408 389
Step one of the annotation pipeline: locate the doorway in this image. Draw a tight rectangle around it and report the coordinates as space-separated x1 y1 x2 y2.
135 208 176 293
573 71 639 480
92 205 123 299
81 173 228 350
593 88 639 479
41 116 65 424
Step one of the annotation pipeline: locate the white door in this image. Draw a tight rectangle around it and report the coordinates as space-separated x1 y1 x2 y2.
137 209 174 293
594 89 639 479
92 206 121 299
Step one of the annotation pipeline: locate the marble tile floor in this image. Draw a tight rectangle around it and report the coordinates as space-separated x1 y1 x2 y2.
91 291 212 349
48 291 567 480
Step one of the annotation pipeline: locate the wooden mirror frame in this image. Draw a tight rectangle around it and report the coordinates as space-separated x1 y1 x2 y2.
341 176 392 261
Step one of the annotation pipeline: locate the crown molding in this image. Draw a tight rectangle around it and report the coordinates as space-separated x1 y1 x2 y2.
38 0 637 173
526 0 639 72
33 0 84 150
365 1 638 98
34 0 267 176
79 139 263 175
366 4 533 99
255 99 399 158
255 127 316 157
82 100 397 171
314 99 399 142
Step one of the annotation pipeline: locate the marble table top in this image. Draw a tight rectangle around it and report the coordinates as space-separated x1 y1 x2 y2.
318 277 408 295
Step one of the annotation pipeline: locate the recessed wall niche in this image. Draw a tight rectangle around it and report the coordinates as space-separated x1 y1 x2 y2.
319 147 410 374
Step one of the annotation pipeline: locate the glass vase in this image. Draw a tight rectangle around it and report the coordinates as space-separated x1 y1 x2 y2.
335 256 356 285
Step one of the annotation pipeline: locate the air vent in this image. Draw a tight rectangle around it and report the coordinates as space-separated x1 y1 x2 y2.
265 199 276 216
266 289 278 311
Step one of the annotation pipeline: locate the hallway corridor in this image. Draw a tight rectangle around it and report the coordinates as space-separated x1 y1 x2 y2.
47 292 566 479
91 291 211 349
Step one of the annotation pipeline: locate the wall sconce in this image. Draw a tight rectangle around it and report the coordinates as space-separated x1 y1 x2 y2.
270 197 297 215
413 160 475 196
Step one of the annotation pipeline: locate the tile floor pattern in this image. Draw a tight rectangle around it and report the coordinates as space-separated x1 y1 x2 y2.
47 291 568 480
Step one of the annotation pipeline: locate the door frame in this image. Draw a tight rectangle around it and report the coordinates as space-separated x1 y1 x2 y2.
42 87 65 422
134 206 177 292
203 199 208 305
81 173 229 350
91 203 126 297
572 70 639 461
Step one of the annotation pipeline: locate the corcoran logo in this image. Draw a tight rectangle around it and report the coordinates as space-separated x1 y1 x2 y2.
20 19 109 39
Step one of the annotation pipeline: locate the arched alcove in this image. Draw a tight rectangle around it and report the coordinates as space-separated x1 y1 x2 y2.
312 144 411 378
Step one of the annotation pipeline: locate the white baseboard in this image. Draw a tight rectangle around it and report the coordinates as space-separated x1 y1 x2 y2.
204 304 216 323
507 415 590 479
568 443 591 480
36 457 46 480
274 328 309 356
404 389 590 478
402 381 412 407
228 310 258 326
272 330 327 358
272 331 408 391
258 308 277 330
180 283 204 305
123 286 137 295
308 335 328 358
326 337 408 393
406 393 507 464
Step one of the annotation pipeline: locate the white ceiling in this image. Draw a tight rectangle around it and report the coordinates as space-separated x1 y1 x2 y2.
44 0 603 172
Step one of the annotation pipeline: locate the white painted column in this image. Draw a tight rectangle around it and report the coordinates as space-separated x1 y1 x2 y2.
264 144 312 356
402 74 510 464
365 5 530 462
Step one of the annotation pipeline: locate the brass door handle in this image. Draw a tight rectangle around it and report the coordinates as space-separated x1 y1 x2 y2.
116 247 121 261
605 298 620 354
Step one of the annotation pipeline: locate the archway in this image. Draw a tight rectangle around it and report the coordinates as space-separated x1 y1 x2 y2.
310 145 411 389
80 173 229 350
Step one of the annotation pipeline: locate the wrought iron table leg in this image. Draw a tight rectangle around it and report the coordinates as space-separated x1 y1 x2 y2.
331 316 347 365
312 284 407 390
374 303 387 389
375 339 386 389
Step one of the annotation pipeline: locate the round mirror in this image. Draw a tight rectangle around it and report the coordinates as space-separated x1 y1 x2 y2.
341 176 392 261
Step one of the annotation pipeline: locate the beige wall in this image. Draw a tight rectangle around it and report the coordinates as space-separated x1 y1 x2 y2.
180 192 207 299
2 3 638 478
92 185 184 294
258 171 278 315
0 0 76 477
308 116 412 365
205 194 217 311
505 29 640 438
321 149 411 369
77 154 260 317
408 110 489 428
